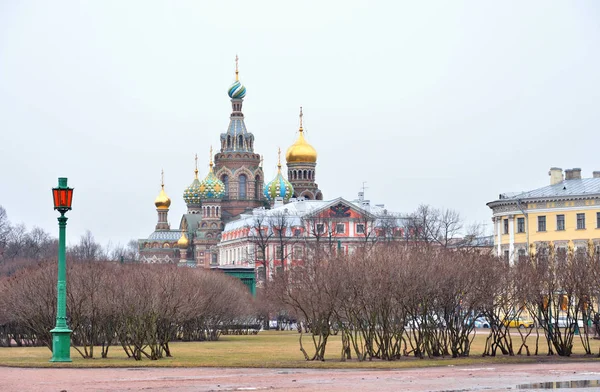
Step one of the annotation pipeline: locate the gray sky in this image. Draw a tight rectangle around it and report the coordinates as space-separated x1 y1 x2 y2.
1 1 599 247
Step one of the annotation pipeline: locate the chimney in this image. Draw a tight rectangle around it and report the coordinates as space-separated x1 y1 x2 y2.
571 168 581 180
564 169 573 180
593 171 600 178
274 197 284 208
549 167 563 185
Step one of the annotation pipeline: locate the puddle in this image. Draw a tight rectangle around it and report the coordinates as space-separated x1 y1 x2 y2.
516 379 600 389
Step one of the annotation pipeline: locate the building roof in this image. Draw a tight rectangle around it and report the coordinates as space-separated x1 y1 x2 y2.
222 197 399 233
488 178 600 206
146 230 182 241
181 214 203 234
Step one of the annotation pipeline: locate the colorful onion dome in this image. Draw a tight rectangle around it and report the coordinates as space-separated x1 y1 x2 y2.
154 170 171 209
183 155 202 205
227 55 247 99
199 150 225 199
286 107 317 163
177 231 189 248
228 80 247 99
264 149 294 202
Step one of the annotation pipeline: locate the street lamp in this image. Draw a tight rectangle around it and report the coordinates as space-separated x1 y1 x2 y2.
50 177 74 362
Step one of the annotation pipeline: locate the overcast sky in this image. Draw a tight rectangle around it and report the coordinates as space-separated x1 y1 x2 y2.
1 1 599 248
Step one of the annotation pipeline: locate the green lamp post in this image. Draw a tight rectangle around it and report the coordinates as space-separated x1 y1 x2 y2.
50 177 74 362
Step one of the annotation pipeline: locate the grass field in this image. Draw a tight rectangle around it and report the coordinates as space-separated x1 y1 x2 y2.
0 330 599 369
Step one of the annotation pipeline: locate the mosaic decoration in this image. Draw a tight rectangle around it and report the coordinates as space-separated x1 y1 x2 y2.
183 178 202 205
199 168 225 199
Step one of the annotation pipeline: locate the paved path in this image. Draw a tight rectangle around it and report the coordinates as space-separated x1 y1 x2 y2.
1 362 600 391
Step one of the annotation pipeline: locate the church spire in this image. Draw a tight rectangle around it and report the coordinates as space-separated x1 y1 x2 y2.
221 55 254 153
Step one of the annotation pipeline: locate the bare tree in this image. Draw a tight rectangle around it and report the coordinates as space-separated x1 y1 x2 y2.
245 212 273 284
404 205 466 248
69 230 103 261
0 206 10 259
269 210 298 275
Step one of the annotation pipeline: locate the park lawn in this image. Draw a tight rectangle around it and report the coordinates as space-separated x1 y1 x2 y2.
0 330 598 369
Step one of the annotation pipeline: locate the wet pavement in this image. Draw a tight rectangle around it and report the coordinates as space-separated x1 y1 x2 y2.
1 362 600 391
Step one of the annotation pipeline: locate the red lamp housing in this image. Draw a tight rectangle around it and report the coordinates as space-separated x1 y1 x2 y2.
52 177 74 212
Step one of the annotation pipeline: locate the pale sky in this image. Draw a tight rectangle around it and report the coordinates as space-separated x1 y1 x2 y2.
1 1 599 247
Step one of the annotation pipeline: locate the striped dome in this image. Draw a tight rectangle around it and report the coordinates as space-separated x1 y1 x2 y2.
264 168 294 202
228 80 247 99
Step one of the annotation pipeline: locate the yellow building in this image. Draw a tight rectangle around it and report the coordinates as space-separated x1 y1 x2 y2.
487 167 600 262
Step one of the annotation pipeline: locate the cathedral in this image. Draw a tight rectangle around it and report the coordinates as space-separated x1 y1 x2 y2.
138 58 323 265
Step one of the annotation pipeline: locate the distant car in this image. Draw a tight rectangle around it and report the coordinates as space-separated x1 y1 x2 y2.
474 317 491 328
503 316 534 328
554 316 584 328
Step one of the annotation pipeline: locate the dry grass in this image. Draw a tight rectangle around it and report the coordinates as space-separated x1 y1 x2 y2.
0 330 599 369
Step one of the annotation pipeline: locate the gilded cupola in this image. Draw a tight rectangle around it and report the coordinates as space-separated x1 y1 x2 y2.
285 107 317 163
264 148 294 202
154 169 171 210
177 231 189 248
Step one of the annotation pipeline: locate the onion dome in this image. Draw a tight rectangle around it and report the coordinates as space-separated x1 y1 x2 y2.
228 80 246 99
183 155 202 205
199 148 225 199
227 55 247 99
286 107 317 163
177 231 189 248
154 170 171 209
264 148 294 202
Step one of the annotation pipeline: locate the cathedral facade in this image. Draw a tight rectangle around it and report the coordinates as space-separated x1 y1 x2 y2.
138 59 323 265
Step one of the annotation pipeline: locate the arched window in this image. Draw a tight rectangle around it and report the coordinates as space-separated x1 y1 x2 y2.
239 174 247 199
227 136 231 149
222 175 229 195
238 135 244 150
255 175 261 199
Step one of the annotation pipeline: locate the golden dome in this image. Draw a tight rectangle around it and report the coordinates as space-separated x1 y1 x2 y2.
154 186 171 209
154 170 171 209
285 107 317 163
177 231 189 248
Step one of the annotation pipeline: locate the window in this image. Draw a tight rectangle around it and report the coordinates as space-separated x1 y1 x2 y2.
517 218 525 233
356 224 365 234
316 223 325 234
504 250 510 261
518 248 526 258
294 228 301 237
597 212 600 229
538 216 546 232
293 246 303 260
255 175 261 199
503 219 509 234
577 213 586 229
336 223 345 234
257 266 266 281
222 175 229 195
238 174 247 199
556 214 565 231
256 247 265 261
275 246 283 260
